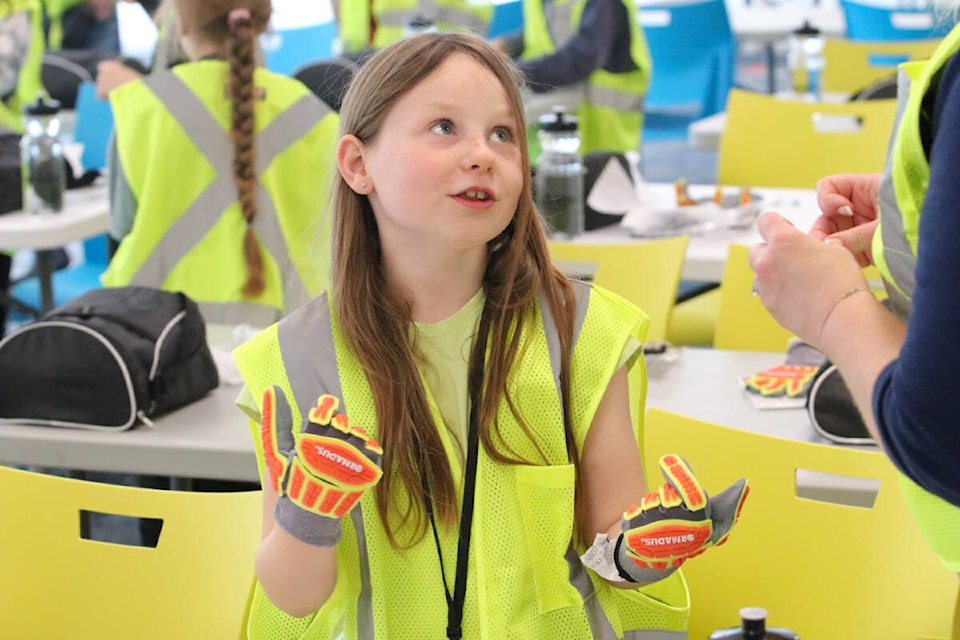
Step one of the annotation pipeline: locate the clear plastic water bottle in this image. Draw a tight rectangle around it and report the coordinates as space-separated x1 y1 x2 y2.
709 607 800 639
788 21 825 100
20 94 65 215
534 108 584 239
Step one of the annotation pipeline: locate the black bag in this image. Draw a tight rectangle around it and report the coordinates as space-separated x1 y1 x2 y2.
0 286 219 430
806 360 873 444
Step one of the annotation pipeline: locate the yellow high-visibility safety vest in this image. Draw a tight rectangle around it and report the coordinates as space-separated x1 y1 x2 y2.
0 0 46 133
872 22 960 573
339 0 493 53
234 282 691 639
103 60 339 326
521 0 651 154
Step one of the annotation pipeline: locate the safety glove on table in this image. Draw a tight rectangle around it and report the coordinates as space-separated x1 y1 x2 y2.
261 385 384 547
614 454 749 583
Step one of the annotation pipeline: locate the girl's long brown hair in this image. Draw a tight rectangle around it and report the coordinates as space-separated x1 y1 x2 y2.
332 33 583 548
174 0 271 297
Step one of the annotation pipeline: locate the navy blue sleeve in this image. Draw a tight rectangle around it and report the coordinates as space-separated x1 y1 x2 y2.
517 0 632 92
874 49 960 507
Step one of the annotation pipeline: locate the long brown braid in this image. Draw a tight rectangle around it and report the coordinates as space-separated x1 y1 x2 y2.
174 0 272 297
226 9 263 297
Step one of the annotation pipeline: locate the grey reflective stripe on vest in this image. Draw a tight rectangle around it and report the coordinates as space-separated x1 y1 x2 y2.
566 547 685 640
379 0 488 32
586 83 644 112
195 300 279 326
132 72 331 322
547 0 576 46
276 294 376 637
540 280 590 420
877 67 917 319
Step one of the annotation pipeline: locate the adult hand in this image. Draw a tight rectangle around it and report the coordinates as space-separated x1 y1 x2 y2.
95 60 142 99
261 386 384 547
614 455 748 583
750 212 870 346
812 173 882 267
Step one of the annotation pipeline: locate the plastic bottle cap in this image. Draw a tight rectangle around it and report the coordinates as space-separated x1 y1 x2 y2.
793 20 821 36
538 107 578 132
23 93 61 116
739 607 768 621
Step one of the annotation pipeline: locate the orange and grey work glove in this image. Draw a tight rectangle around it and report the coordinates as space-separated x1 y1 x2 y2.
614 454 749 583
261 386 384 547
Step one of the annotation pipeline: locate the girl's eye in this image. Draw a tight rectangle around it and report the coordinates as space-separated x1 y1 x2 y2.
491 127 513 143
430 120 454 135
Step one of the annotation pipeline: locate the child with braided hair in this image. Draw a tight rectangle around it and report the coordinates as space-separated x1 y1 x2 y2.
102 0 339 327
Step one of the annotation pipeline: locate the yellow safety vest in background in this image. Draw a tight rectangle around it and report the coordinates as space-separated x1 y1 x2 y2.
872 23 960 573
339 0 492 54
522 0 650 154
103 60 339 326
0 0 46 133
234 283 690 639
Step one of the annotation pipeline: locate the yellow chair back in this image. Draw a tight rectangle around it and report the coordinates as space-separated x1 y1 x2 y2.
548 235 689 342
713 244 796 352
718 89 897 189
821 36 941 94
644 408 959 640
0 465 262 639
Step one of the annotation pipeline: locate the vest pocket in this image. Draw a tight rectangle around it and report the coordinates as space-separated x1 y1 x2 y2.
515 463 583 613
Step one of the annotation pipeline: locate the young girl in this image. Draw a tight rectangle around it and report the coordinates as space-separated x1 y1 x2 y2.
102 0 339 326
234 32 747 639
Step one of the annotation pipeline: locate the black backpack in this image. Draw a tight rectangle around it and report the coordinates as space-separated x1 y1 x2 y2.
0 286 219 430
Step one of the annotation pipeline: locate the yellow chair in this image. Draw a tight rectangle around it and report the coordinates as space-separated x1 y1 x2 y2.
669 244 793 351
718 89 897 189
0 465 262 639
643 408 959 640
821 37 941 95
548 235 689 343
713 244 796 352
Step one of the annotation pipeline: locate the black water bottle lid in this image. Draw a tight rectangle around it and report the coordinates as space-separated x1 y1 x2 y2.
538 107 578 132
740 607 767 639
23 93 61 116
793 20 821 36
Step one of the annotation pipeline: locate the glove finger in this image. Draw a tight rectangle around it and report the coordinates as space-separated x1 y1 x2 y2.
261 386 295 493
707 478 750 545
660 454 708 512
305 395 384 468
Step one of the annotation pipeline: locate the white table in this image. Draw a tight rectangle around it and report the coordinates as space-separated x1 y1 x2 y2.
0 348 875 489
0 183 109 311
582 182 819 281
0 385 259 482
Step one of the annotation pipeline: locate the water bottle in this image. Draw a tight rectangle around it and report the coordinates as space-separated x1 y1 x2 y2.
709 607 800 639
534 108 584 239
21 94 65 215
788 21 825 100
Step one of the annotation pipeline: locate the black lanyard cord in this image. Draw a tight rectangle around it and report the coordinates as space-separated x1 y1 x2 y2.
420 316 488 640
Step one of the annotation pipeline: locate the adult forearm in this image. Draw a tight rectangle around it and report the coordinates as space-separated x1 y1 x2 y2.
818 291 906 445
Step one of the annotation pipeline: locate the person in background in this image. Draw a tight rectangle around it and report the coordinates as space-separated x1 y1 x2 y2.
1 0 45 338
43 0 123 55
232 32 747 639
335 0 492 56
493 0 650 155
0 0 43 132
101 0 338 327
749 18 960 575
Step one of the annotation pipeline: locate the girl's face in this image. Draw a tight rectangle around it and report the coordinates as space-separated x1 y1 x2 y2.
357 53 523 261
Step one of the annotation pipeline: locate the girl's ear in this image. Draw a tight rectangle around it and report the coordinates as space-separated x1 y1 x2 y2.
337 134 372 194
